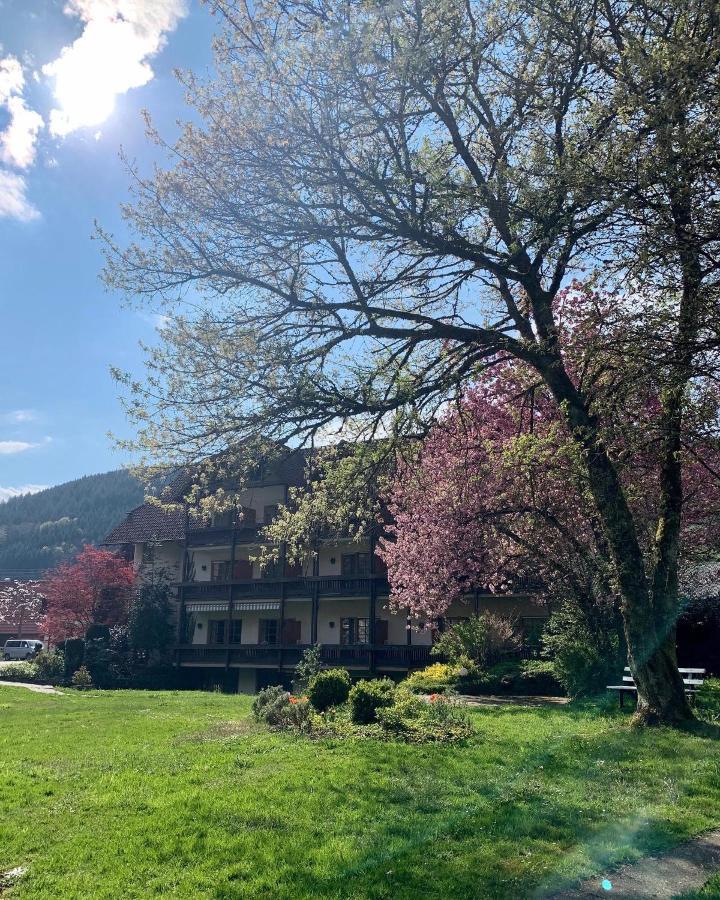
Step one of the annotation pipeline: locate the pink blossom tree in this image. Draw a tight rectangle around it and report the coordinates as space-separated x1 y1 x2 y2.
380 289 720 642
0 580 46 639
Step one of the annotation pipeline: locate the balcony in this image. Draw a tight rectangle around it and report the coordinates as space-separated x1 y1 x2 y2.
181 575 388 600
186 525 261 547
176 643 432 669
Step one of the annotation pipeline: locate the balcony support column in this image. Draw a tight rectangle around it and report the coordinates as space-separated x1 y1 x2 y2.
175 513 190 669
311 540 319 644
369 526 377 673
279 582 286 671
225 520 238 671
474 589 480 617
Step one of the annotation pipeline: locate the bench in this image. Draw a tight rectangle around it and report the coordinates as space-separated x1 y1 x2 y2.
607 667 706 707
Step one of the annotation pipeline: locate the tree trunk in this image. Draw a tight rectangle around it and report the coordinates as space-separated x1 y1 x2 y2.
538 358 692 724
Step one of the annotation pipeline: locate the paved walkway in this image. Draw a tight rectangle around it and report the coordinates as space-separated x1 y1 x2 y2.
547 828 720 898
456 693 570 708
0 680 62 694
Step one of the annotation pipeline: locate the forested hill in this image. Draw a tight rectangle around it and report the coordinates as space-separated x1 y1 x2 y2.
0 470 144 576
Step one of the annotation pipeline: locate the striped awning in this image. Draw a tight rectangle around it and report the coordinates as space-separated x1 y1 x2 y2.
186 601 229 613
185 600 281 614
233 601 281 612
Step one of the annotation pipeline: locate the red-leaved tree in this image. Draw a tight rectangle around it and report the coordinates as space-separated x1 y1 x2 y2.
43 546 136 643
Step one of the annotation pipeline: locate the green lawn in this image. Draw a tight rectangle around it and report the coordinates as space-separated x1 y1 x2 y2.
1 688 719 899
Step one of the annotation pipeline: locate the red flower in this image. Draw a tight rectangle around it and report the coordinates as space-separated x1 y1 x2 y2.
289 696 298 704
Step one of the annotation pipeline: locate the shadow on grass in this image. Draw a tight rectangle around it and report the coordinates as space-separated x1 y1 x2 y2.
212 703 720 899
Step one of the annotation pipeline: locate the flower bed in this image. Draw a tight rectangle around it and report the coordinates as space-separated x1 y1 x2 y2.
252 674 474 744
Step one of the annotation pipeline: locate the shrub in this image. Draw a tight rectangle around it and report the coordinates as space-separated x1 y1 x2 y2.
518 659 563 695
71 666 93 690
308 668 351 711
252 685 290 722
293 644 323 693
33 650 65 684
458 658 563 695
404 663 457 694
377 688 474 743
542 602 623 697
252 685 313 731
63 637 85 682
349 678 396 724
696 679 720 724
0 661 39 684
431 613 520 667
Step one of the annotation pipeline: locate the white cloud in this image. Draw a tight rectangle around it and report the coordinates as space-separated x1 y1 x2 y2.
0 56 23 104
43 0 188 137
0 484 48 503
0 170 39 221
0 55 44 211
0 94 43 168
0 440 37 454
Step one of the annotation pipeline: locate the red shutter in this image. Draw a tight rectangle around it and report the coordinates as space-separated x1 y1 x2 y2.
233 559 253 579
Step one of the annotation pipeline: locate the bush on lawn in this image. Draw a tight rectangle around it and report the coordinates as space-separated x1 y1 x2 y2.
696 679 720 724
252 685 290 722
0 661 40 684
33 650 65 684
71 666 93 690
541 601 623 697
349 678 396 724
377 688 474 743
431 613 520 667
308 668 351 711
461 658 563 696
404 663 457 694
63 637 85 682
252 685 312 731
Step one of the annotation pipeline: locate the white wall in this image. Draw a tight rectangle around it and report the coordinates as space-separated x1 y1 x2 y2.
316 540 371 576
134 541 183 580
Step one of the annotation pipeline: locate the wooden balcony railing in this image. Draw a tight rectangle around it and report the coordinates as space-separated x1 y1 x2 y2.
180 575 389 600
176 643 432 668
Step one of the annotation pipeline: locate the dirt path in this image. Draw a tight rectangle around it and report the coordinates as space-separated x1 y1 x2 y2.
0 680 63 695
546 828 720 898
456 693 570 708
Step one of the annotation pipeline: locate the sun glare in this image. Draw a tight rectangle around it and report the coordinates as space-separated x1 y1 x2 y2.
42 16 155 137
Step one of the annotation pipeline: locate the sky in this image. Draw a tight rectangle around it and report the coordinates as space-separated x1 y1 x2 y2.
0 0 217 501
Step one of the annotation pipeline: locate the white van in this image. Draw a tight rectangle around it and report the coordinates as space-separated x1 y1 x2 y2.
3 639 43 660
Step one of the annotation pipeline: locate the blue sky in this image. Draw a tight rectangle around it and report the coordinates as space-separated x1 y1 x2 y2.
0 0 216 500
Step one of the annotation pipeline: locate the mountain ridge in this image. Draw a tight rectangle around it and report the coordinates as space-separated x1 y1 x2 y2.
0 470 145 576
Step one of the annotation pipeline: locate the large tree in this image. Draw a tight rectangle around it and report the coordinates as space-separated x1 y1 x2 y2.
104 0 720 722
43 546 135 643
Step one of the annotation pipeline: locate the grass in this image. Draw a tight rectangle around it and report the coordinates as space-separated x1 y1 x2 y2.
1 688 719 899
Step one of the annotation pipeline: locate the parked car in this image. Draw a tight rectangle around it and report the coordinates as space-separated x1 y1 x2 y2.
3 639 43 660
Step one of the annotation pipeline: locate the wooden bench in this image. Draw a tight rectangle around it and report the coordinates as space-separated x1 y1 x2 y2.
607 667 706 707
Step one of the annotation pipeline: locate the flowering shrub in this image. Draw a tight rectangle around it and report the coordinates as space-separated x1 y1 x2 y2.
349 678 396 724
308 668 351 712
